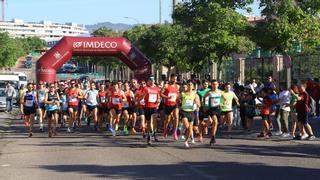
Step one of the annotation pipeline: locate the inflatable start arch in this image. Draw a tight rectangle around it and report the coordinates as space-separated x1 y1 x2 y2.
36 36 152 84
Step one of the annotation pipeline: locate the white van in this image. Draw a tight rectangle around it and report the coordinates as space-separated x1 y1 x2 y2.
0 74 19 89
14 72 28 88
0 74 20 103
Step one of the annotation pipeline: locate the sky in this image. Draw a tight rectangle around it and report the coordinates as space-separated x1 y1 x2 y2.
3 0 261 25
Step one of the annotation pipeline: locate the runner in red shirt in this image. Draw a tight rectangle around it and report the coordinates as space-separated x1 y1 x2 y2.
135 80 147 137
161 74 180 141
141 76 160 145
98 83 108 130
67 80 83 133
122 81 135 135
109 82 126 136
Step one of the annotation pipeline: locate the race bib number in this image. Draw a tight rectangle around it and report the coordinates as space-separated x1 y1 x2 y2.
25 100 33 107
140 99 145 105
210 98 220 107
69 96 77 102
168 93 177 102
183 99 194 109
148 94 157 103
100 97 106 103
112 98 120 105
122 101 129 108
39 96 45 102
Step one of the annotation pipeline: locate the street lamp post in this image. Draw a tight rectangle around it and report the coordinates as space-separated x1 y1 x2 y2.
124 16 140 25
159 0 162 24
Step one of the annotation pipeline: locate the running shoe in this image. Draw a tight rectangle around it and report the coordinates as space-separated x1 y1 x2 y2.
184 141 190 148
281 133 291 138
198 136 204 143
48 131 52 138
257 133 266 138
209 137 216 146
179 135 185 141
173 131 178 141
123 125 129 135
301 134 309 140
163 129 168 138
307 135 316 141
153 133 159 142
293 135 302 140
110 128 116 137
131 128 137 134
147 134 152 145
28 132 33 137
73 122 77 129
275 131 283 136
39 127 44 132
67 128 72 133
191 138 195 144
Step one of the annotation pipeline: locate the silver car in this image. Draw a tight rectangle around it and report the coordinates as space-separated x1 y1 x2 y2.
0 89 6 111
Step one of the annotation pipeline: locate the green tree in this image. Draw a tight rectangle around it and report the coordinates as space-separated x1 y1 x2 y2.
249 0 320 54
0 32 24 68
174 1 254 79
15 37 46 54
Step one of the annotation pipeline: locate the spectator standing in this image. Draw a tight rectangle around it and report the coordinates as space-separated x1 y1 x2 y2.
5 82 16 113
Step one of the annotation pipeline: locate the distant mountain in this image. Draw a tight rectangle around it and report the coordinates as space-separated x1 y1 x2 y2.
86 22 135 33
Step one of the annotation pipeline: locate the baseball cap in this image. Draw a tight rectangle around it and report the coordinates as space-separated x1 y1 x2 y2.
148 76 155 81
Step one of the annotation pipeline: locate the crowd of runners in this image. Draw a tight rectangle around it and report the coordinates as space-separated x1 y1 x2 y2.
18 74 317 148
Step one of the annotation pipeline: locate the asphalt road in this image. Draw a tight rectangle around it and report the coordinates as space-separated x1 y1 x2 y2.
0 111 320 180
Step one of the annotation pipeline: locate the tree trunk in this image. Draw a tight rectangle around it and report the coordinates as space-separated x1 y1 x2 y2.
217 59 222 81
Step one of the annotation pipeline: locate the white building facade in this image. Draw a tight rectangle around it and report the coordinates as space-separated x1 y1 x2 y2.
0 19 89 47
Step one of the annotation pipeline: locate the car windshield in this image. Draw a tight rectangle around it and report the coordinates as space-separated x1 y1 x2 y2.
0 89 5 96
19 76 27 81
0 81 18 89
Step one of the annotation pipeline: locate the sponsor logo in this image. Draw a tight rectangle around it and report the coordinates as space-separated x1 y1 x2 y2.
73 42 82 48
73 41 118 49
54 51 62 60
37 67 55 73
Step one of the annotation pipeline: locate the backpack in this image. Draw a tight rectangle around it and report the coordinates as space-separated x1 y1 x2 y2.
307 94 316 116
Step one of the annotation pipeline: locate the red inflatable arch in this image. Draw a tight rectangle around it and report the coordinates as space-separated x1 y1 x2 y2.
36 36 152 84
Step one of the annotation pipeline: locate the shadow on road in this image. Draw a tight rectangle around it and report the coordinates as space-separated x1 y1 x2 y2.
39 161 320 180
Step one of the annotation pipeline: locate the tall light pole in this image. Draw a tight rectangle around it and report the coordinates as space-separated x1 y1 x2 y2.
124 16 140 25
172 0 176 22
159 0 162 24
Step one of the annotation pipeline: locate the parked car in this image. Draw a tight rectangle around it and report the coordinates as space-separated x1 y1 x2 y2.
24 61 32 69
24 56 33 69
0 89 6 111
62 63 77 73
